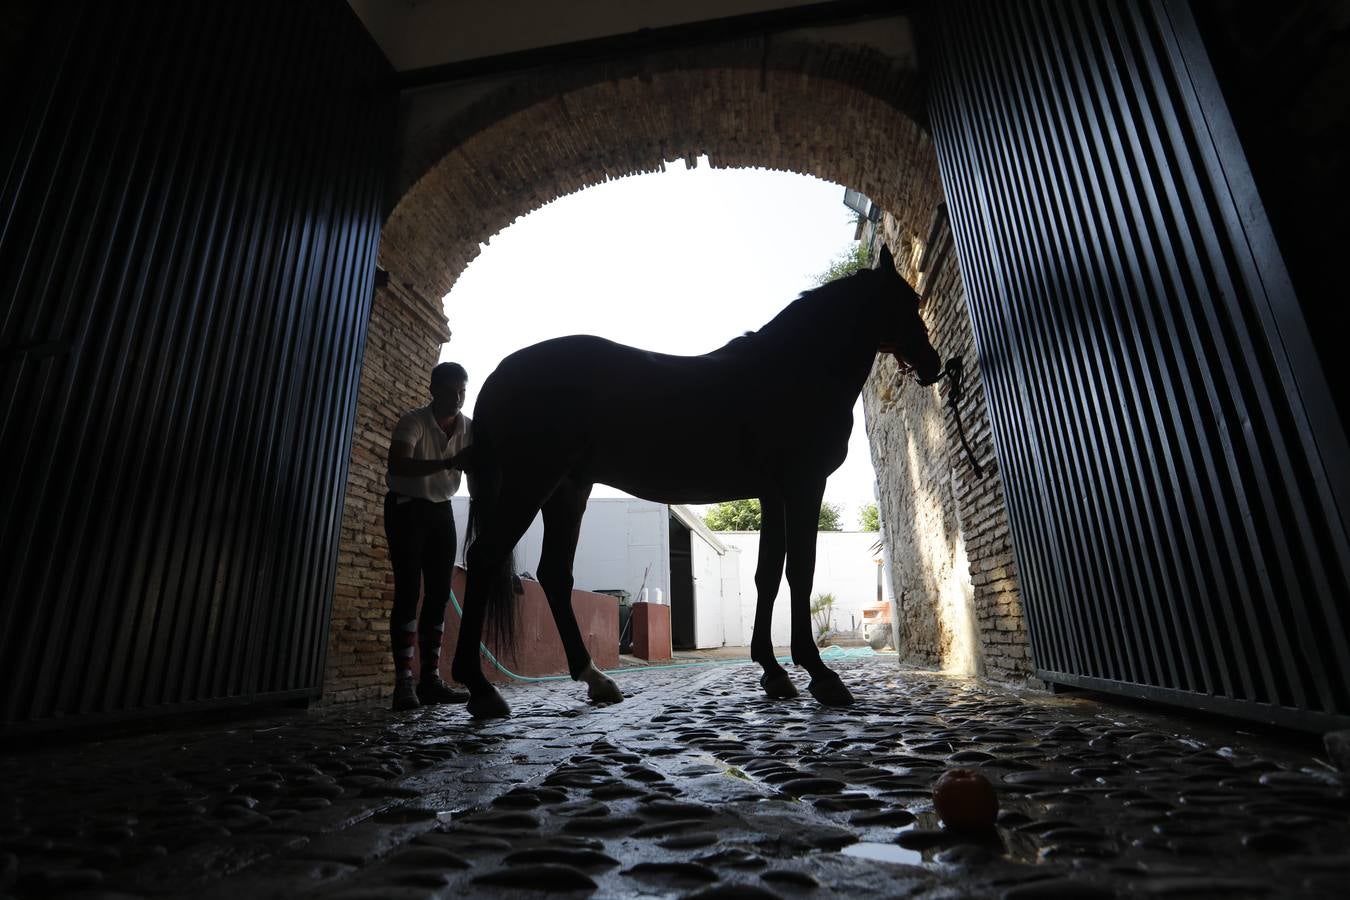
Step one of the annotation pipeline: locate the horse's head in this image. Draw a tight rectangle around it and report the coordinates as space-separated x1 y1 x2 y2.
873 244 943 385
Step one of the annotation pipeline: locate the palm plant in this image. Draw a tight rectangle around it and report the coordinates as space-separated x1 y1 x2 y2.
810 592 836 645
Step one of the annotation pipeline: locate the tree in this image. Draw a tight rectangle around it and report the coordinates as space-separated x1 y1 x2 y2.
705 499 841 531
704 499 762 531
859 502 880 532
814 241 872 286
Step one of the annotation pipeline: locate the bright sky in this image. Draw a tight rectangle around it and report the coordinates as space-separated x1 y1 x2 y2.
439 158 879 529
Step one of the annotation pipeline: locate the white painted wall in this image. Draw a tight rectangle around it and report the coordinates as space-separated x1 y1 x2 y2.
715 531 889 647
450 497 672 603
691 533 725 649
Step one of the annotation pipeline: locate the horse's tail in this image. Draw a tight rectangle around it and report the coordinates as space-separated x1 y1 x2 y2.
463 445 518 659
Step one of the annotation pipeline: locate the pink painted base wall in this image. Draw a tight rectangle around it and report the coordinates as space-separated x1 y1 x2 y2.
631 602 672 661
445 567 619 683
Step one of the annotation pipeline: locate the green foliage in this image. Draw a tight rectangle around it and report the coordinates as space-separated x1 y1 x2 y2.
704 499 762 531
810 592 836 643
814 241 872 286
817 502 843 532
859 502 880 532
705 499 843 532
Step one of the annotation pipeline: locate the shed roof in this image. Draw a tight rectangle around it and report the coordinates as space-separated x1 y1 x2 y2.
670 504 729 554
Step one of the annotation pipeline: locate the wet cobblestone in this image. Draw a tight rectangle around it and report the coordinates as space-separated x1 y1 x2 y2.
2 659 1347 898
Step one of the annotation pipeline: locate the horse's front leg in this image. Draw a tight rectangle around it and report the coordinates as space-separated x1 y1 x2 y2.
785 482 854 707
751 496 796 699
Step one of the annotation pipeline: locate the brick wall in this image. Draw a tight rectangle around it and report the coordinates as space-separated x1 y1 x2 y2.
322 282 449 704
380 39 929 303
862 150 1033 681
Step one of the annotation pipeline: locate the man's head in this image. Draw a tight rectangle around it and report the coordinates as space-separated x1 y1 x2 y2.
430 362 467 415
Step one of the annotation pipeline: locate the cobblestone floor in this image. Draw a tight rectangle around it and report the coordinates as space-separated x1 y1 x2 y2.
2 658 1348 899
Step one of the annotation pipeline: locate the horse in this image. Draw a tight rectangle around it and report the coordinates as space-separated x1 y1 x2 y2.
450 243 943 718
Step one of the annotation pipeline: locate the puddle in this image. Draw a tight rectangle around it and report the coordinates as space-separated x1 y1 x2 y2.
840 841 924 866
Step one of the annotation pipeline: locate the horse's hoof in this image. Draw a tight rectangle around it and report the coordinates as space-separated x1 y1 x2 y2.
466 684 511 719
807 671 854 706
760 669 799 700
580 664 623 704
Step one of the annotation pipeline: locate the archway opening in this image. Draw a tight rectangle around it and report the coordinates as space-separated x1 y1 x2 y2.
440 160 884 651
443 161 875 508
323 46 1028 704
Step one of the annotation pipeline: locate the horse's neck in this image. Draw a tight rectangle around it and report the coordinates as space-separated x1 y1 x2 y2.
754 289 877 372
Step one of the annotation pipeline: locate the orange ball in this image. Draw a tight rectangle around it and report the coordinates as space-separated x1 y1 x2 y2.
932 768 998 831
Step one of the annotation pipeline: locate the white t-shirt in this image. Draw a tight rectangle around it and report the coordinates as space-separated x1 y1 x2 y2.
386 406 472 502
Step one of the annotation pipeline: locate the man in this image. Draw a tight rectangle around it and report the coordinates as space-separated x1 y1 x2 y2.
385 362 473 711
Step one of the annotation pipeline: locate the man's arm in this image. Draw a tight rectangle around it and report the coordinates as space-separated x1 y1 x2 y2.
388 440 455 477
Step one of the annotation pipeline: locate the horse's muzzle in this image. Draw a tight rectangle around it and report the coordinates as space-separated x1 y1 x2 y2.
911 351 944 386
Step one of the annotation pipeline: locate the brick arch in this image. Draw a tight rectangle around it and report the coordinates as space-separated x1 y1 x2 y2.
324 39 1028 704
379 39 934 302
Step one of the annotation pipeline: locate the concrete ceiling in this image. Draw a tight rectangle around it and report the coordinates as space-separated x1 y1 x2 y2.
348 0 851 73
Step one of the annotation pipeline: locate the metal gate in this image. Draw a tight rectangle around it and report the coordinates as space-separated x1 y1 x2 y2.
0 1 393 731
925 0 1350 730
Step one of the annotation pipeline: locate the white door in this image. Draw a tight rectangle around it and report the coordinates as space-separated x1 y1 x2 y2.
691 536 724 649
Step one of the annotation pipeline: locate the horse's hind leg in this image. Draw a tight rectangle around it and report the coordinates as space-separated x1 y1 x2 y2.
453 474 557 718
751 496 797 700
539 479 622 705
785 481 853 707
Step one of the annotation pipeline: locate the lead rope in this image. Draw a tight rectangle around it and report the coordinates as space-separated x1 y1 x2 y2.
940 357 985 478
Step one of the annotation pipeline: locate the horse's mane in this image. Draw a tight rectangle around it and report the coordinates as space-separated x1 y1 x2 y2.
709 273 871 361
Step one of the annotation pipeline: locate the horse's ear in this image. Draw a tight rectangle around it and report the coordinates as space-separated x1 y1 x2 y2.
878 243 895 272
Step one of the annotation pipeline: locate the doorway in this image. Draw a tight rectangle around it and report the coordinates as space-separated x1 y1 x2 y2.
668 515 696 650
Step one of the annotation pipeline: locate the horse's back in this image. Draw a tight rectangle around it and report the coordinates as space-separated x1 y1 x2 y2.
476 337 847 502
491 335 722 384
480 335 742 425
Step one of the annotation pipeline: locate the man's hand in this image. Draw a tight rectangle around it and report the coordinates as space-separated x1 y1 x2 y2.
446 446 476 473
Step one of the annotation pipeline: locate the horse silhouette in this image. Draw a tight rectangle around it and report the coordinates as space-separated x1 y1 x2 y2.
451 243 942 718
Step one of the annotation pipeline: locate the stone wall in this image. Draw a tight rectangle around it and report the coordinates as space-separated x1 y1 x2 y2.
322 282 449 704
862 148 1032 682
